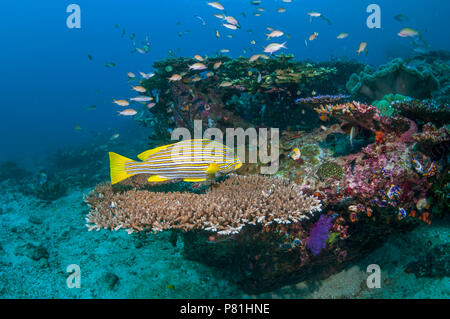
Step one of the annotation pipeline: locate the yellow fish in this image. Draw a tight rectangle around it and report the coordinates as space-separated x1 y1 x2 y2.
109 139 242 184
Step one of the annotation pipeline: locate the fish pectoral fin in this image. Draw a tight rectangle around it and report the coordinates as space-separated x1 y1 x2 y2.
147 175 170 182
137 145 171 161
183 178 207 182
206 162 220 175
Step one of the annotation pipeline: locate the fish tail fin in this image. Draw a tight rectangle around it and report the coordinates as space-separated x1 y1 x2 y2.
109 152 136 184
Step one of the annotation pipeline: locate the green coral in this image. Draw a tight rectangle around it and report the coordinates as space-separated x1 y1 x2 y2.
372 93 408 117
326 232 340 246
316 162 344 180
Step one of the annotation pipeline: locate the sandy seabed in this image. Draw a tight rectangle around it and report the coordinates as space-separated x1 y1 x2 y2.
0 179 448 299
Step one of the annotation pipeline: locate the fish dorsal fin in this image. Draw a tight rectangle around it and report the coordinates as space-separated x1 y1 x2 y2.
148 175 169 182
206 162 221 175
184 178 207 182
138 144 171 161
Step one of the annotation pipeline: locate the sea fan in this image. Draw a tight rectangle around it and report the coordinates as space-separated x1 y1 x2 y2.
306 214 333 256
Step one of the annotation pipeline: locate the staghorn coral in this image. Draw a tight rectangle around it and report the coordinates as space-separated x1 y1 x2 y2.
85 175 322 236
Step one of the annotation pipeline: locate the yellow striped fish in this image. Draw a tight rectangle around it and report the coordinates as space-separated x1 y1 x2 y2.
109 139 242 184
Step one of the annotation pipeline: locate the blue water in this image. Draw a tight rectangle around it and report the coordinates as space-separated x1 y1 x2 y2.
1 0 449 160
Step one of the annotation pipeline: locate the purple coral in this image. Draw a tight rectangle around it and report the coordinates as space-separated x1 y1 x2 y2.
306 214 333 256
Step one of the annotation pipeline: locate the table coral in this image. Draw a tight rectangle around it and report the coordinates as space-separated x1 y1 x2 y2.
85 175 322 235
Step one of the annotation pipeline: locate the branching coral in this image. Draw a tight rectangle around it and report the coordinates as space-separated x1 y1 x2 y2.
85 175 322 236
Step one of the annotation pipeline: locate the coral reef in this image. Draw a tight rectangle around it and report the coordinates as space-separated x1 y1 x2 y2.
392 98 450 125
85 54 449 294
346 58 439 100
131 54 339 142
412 123 450 159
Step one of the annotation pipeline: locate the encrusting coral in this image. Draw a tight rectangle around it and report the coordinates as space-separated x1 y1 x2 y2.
85 175 322 236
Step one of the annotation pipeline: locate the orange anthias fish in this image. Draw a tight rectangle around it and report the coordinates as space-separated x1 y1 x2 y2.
207 2 224 10
266 30 284 40
118 109 137 116
357 42 368 55
131 86 146 93
189 63 207 70
309 32 319 41
113 99 130 107
194 54 204 61
168 74 182 82
263 42 287 54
